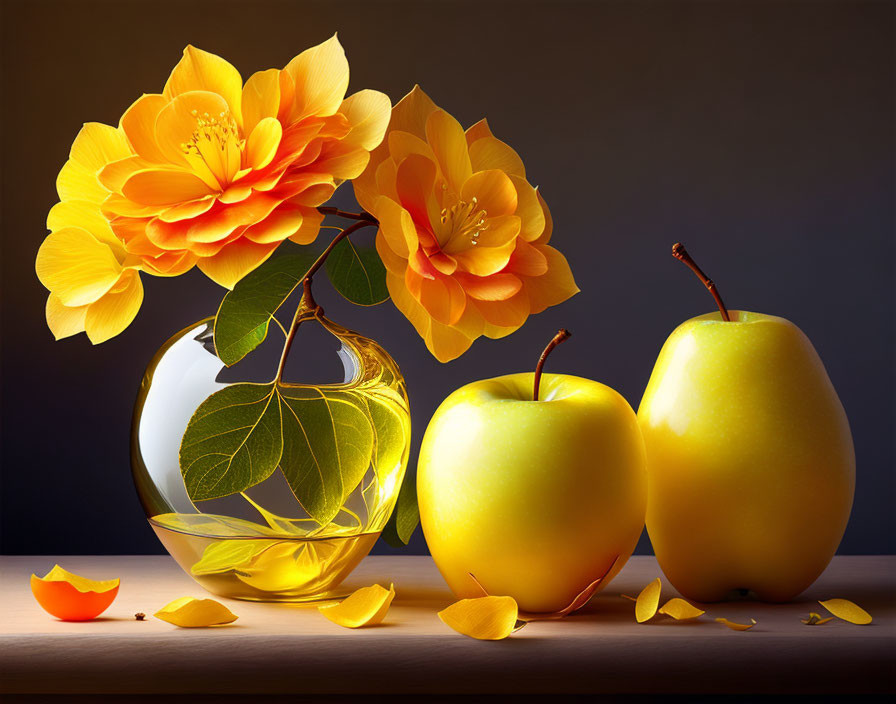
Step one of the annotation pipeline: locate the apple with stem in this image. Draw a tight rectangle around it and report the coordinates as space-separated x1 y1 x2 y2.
418 330 647 614
638 244 855 602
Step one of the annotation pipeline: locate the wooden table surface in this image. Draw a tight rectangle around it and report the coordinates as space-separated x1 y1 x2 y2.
1 555 893 695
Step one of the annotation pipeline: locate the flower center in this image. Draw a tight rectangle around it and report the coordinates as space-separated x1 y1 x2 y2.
180 110 244 188
440 196 489 251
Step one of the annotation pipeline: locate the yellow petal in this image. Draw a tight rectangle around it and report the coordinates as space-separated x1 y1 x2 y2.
153 90 233 175
389 84 440 141
154 596 238 627
284 34 349 120
658 598 705 621
242 68 281 135
635 577 662 623
468 136 526 178
464 117 494 146
163 45 243 125
523 245 579 314
197 238 280 289
246 117 283 170
460 169 518 218
715 617 757 631
818 598 872 625
375 196 417 258
438 596 521 640
46 200 121 250
425 109 473 194
319 583 395 628
243 202 303 244
120 94 169 162
45 294 87 340
68 122 132 172
511 176 546 242
85 270 144 344
339 89 391 151
288 207 324 245
39 564 119 593
56 159 108 204
36 227 122 306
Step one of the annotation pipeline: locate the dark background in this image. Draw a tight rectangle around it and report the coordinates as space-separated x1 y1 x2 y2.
1 0 893 556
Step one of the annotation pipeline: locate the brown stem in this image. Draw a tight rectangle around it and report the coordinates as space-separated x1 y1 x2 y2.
274 219 377 382
533 329 571 401
317 206 377 222
671 243 731 321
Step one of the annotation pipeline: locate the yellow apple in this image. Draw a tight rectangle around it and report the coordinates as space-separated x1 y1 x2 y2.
638 245 855 602
418 369 647 614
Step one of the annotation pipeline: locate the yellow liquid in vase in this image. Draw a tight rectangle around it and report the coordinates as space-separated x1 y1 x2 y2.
151 518 380 601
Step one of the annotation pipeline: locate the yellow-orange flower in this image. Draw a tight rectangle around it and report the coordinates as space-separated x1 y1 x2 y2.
36 36 390 342
354 86 578 362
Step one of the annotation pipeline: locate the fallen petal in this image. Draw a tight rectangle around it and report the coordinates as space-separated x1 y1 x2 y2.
438 596 521 640
635 578 662 623
658 597 705 621
154 596 238 627
30 564 120 621
715 617 756 631
801 612 834 625
520 556 620 621
318 583 395 628
818 598 872 625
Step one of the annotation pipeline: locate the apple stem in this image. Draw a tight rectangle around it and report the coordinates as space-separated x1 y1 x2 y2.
671 243 731 321
533 329 571 401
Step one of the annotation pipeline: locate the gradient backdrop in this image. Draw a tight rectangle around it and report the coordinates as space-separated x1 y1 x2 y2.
1 0 893 556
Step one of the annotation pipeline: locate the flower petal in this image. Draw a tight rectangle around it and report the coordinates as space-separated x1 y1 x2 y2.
56 159 108 204
635 578 662 623
461 169 518 218
715 617 757 631
31 565 119 621
457 272 522 301
522 245 579 313
339 89 391 151
154 596 238 628
158 197 216 223
425 109 472 195
464 117 494 146
511 176 546 242
818 598 872 625
243 202 303 244
374 196 417 258
395 153 440 230
45 294 87 340
453 241 517 277
474 289 530 329
36 227 122 306
163 45 243 125
85 270 144 343
197 237 280 288
414 272 466 326
122 168 216 206
469 136 526 178
246 117 283 171
47 200 121 251
658 598 705 621
120 94 169 162
284 34 349 121
288 206 323 245
507 238 548 276
438 596 521 640
318 583 395 628
68 122 132 171
242 68 281 135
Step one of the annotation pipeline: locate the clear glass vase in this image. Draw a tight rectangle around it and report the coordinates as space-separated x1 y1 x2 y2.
131 310 410 602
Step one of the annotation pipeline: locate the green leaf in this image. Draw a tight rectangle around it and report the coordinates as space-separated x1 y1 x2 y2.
214 252 318 366
278 386 374 525
381 469 419 547
325 236 389 306
362 387 410 483
179 383 283 501
191 539 278 576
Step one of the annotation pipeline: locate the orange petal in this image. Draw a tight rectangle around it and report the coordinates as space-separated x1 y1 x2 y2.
339 89 392 151
521 245 579 313
31 565 119 621
120 94 169 163
163 45 243 125
98 155 159 193
288 206 324 245
374 197 417 258
395 153 440 230
197 237 280 289
387 130 436 166
158 197 216 223
415 273 466 326
453 241 517 277
457 272 522 301
474 290 530 330
284 34 349 121
122 168 216 207
511 176 546 242
425 109 472 194
468 136 526 178
243 202 304 244
507 239 548 276
464 117 494 146
460 170 518 218
246 117 283 171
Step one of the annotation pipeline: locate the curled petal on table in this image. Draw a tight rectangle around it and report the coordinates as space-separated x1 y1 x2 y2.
801 612 834 626
154 596 238 627
634 578 662 623
318 583 395 628
438 595 524 640
818 598 872 625
658 598 705 621
30 564 120 622
715 617 757 631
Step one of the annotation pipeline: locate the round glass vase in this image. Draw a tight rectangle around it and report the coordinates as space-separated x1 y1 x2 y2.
131 312 410 602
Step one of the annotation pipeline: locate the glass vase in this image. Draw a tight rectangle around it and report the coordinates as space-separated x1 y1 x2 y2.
131 311 410 602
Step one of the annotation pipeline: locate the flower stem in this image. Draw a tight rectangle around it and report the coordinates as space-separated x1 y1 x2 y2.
671 243 731 321
317 206 377 222
533 328 571 401
274 216 379 383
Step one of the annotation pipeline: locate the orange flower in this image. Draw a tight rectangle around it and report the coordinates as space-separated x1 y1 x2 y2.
354 86 578 362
